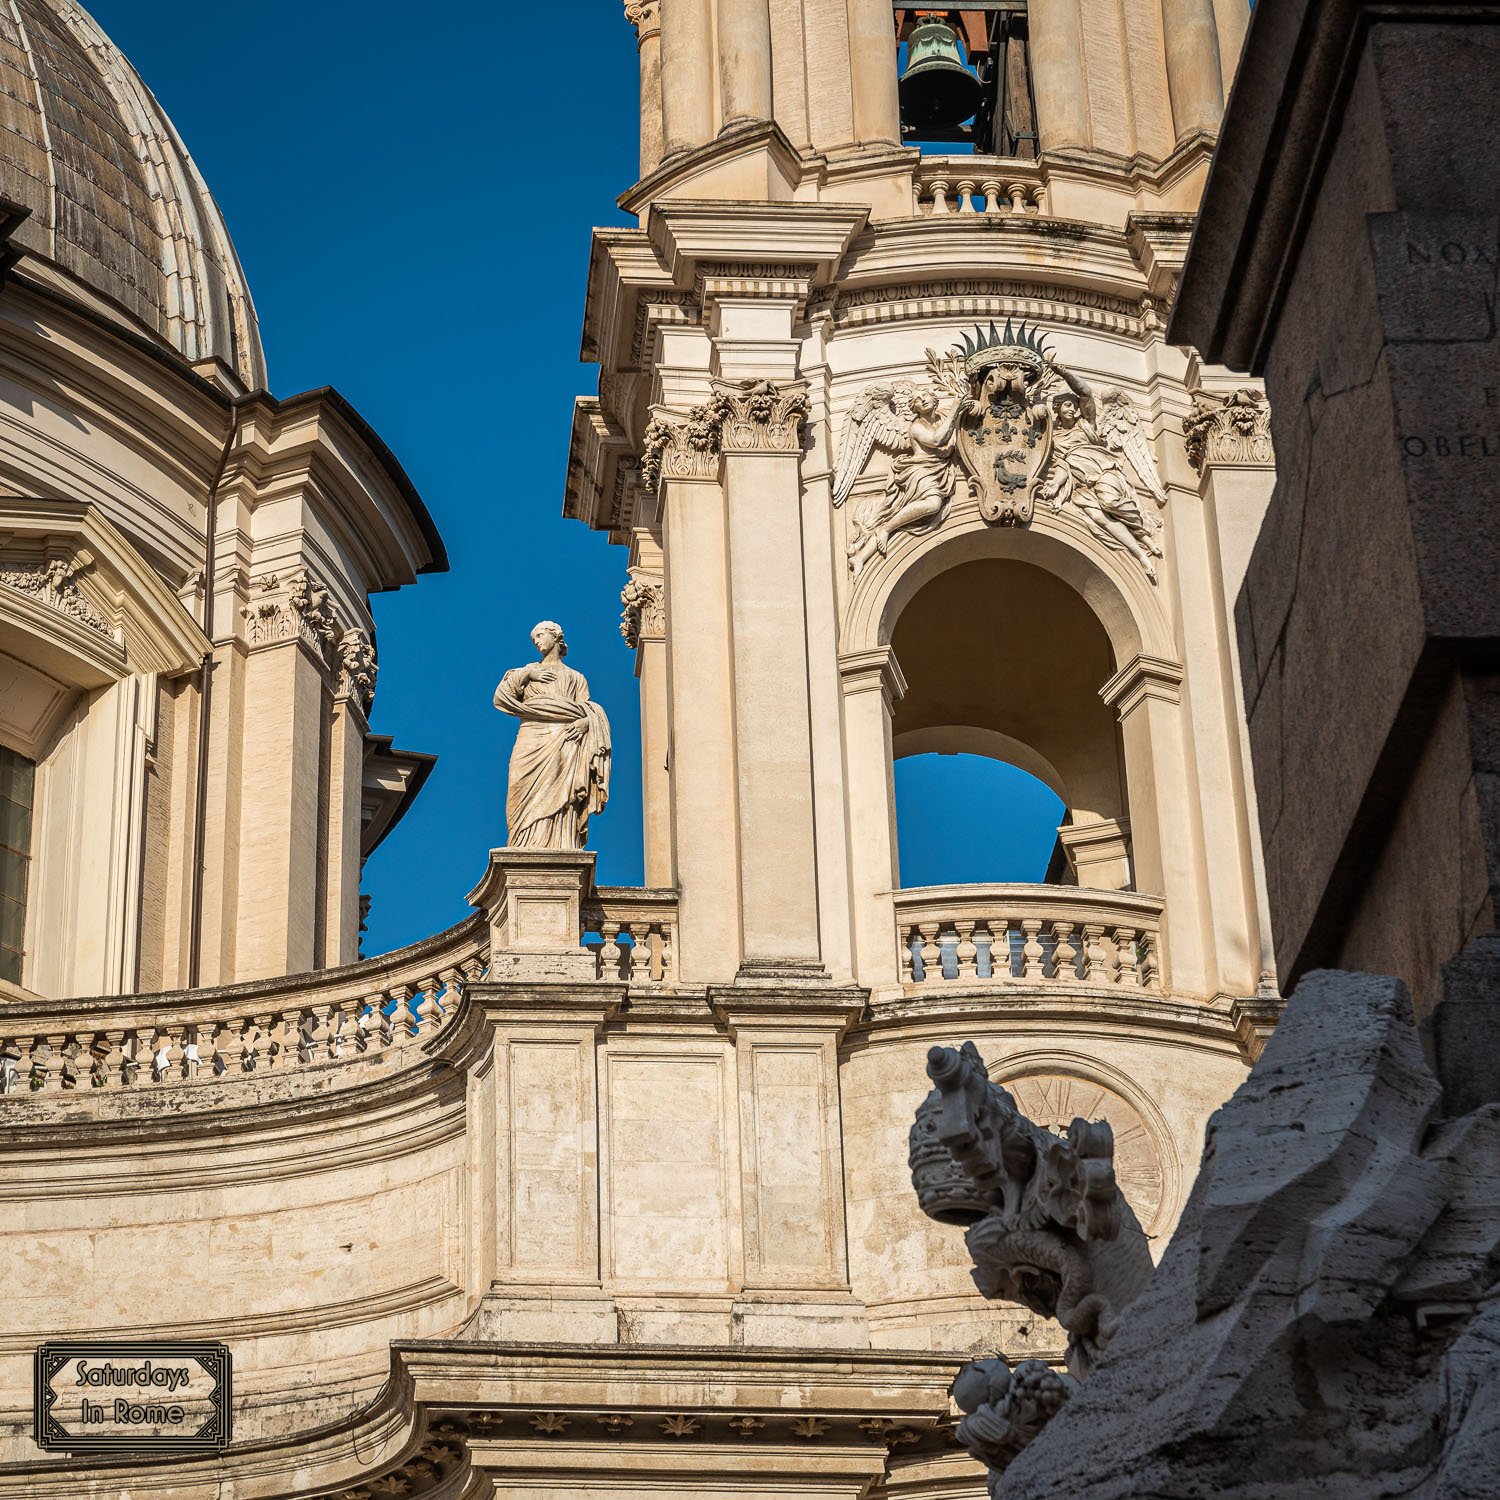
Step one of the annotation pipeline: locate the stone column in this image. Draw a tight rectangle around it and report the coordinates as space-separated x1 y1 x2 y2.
323 677 368 968
233 577 334 981
839 647 905 989
625 0 664 175
846 0 901 145
1101 654 1210 998
717 0 773 125
661 0 715 155
1184 385 1278 993
715 375 824 975
620 558 672 888
1161 0 1225 140
1029 0 1089 151
648 377 743 983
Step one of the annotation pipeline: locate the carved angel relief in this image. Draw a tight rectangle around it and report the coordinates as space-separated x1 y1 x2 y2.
833 322 1169 581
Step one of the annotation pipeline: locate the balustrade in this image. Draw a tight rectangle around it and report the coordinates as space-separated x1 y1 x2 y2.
0 886 684 1098
581 888 678 984
894 885 1163 991
914 156 1046 217
0 917 489 1097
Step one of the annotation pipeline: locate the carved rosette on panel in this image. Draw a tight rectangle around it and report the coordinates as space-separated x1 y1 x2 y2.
1181 387 1273 473
619 569 665 649
833 322 1169 582
0 555 112 638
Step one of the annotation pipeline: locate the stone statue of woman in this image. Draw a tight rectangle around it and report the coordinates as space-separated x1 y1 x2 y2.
493 621 611 849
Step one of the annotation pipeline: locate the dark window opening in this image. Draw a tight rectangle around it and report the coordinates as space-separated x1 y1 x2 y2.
0 745 35 986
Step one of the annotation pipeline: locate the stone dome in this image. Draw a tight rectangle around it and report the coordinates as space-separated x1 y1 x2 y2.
0 0 265 387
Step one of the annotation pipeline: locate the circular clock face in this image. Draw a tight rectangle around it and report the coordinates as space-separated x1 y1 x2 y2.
1001 1072 1168 1232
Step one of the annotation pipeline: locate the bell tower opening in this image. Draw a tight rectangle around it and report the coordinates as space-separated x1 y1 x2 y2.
895 4 1038 156
889 555 1130 891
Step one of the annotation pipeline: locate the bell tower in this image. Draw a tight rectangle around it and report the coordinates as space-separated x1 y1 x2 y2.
570 0 1275 1357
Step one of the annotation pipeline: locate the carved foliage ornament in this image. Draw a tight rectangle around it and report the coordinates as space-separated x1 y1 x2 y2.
1181 387 1273 473
619 569 664 649
640 379 809 490
0 555 111 638
833 322 1169 582
243 571 376 710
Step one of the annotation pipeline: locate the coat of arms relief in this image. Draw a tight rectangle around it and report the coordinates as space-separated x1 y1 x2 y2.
832 323 1169 582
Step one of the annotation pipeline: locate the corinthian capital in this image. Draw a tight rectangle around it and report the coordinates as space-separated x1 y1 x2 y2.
623 0 660 32
640 401 724 490
1182 388 1273 473
711 379 809 455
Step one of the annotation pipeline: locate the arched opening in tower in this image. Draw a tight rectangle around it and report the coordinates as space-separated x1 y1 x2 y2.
889 555 1130 892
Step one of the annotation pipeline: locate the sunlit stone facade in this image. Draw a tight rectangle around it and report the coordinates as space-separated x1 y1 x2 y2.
0 2 1274 1496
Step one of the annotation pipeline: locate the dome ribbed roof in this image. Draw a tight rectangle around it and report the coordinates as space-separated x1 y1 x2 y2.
0 0 264 386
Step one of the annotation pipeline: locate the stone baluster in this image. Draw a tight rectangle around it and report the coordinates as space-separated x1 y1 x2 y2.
1021 920 1045 982
956 177 977 213
954 920 979 979
981 178 1002 214
614 925 634 982
415 976 443 1032
65 1032 92 1089
598 921 623 980
1116 927 1140 987
31 1035 60 1092
356 995 381 1051
121 1028 146 1085
0 1039 19 1094
1009 182 1029 213
1051 921 1079 981
441 966 465 1013
660 922 675 982
94 1029 123 1088
462 953 487 985
151 1029 176 1082
1080 923 1108 983
303 1004 331 1061
1139 931 1159 990
914 923 939 983
389 986 418 1045
929 177 951 214
182 1025 205 1080
210 1020 239 1074
991 920 1012 979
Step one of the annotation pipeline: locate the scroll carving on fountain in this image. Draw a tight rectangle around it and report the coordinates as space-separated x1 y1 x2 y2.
833 322 1168 580
909 1041 1151 1486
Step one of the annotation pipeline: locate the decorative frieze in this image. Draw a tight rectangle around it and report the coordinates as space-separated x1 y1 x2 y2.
619 569 665 648
1182 387 1273 472
0 555 111 638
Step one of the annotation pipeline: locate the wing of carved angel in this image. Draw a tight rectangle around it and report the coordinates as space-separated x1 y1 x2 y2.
1097 390 1168 506
832 384 914 507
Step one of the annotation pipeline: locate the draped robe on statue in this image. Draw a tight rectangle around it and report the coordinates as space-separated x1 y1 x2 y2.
493 663 611 848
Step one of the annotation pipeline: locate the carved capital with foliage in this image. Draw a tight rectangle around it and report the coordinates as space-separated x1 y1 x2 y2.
1182 387 1273 473
619 569 665 649
712 379 809 455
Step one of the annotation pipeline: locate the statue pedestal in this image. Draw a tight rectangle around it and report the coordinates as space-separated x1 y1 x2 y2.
467 847 598 980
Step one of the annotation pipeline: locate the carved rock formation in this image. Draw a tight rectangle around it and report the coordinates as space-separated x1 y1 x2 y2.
997 969 1500 1498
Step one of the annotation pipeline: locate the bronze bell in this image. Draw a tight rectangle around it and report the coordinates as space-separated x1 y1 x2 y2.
899 15 984 132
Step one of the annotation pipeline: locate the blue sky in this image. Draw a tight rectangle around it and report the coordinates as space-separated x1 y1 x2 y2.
91 1 1059 956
